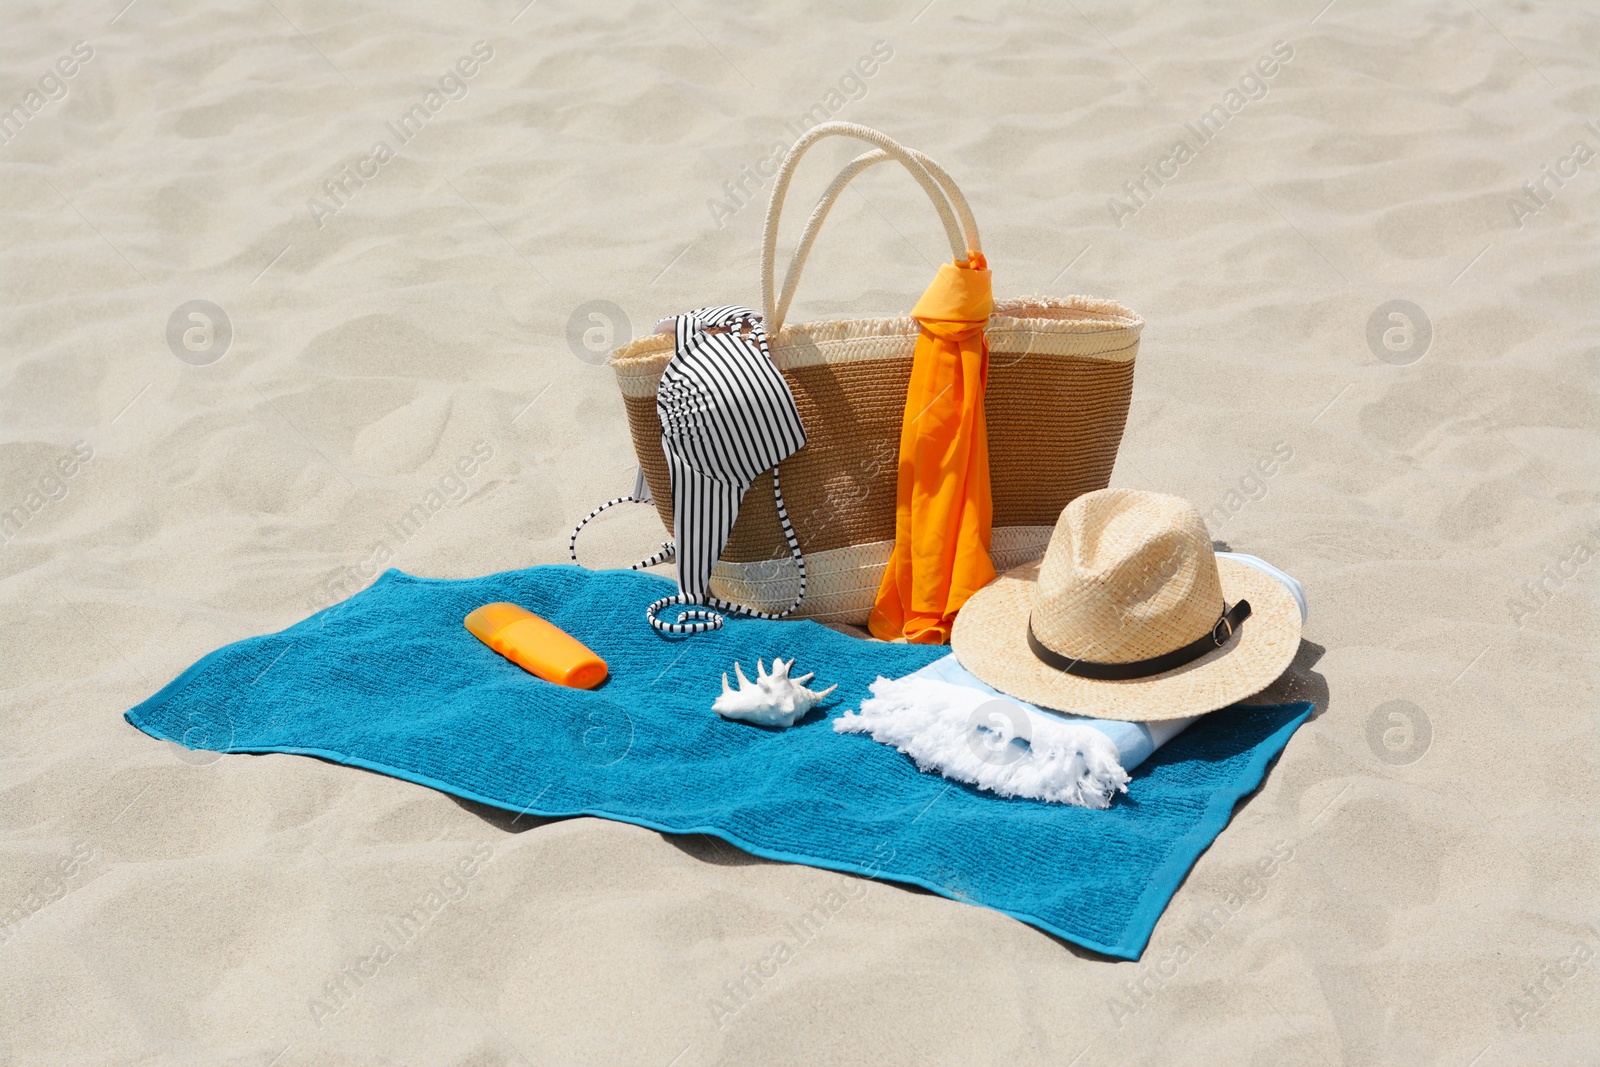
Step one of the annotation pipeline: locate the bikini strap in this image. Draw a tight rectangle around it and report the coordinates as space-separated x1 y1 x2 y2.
569 477 675 572
644 463 808 635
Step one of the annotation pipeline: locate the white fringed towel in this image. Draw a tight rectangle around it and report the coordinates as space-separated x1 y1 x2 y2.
835 676 1132 809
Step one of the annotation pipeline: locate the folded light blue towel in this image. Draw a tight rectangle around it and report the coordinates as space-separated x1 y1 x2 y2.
125 566 1310 959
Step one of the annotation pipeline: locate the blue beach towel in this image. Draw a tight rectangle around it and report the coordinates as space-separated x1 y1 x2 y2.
125 566 1310 959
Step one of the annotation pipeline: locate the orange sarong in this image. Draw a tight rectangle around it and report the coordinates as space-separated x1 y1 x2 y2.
868 253 996 644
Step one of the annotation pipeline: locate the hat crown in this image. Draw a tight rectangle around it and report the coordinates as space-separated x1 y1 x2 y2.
1032 489 1225 665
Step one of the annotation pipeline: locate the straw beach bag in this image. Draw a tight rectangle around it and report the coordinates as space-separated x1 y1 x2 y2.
607 123 1141 624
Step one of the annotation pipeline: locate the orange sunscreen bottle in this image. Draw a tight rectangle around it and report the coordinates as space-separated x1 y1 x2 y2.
463 603 608 689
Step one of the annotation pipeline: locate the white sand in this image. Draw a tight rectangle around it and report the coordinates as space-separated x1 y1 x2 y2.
3 2 1597 1063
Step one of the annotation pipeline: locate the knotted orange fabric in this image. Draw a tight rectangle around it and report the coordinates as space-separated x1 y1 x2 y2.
868 253 996 644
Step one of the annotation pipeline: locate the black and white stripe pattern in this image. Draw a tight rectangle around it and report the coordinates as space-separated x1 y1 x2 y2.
642 462 807 634
568 493 674 572
569 306 809 635
649 306 808 634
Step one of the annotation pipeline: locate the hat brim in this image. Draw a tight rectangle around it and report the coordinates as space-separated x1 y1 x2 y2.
950 556 1303 722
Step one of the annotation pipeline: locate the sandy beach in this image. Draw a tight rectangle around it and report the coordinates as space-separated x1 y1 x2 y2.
2 1 1597 1063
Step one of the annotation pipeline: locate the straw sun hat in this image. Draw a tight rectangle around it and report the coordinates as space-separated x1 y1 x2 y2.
951 488 1302 722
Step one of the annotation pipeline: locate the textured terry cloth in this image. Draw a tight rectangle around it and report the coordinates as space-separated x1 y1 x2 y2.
869 256 997 644
835 676 1132 808
124 565 1312 960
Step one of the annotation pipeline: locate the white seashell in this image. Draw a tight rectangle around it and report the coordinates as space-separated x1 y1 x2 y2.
712 657 838 727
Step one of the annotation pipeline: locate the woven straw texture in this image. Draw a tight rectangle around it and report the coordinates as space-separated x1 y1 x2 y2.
611 297 1140 621
951 489 1303 721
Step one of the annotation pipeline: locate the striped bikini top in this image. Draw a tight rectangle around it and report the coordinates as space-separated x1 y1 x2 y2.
571 306 809 635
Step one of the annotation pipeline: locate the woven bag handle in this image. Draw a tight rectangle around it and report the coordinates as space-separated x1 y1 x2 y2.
773 148 980 336
761 122 983 334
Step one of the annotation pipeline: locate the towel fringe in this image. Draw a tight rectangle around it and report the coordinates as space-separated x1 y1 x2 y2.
835 676 1130 809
